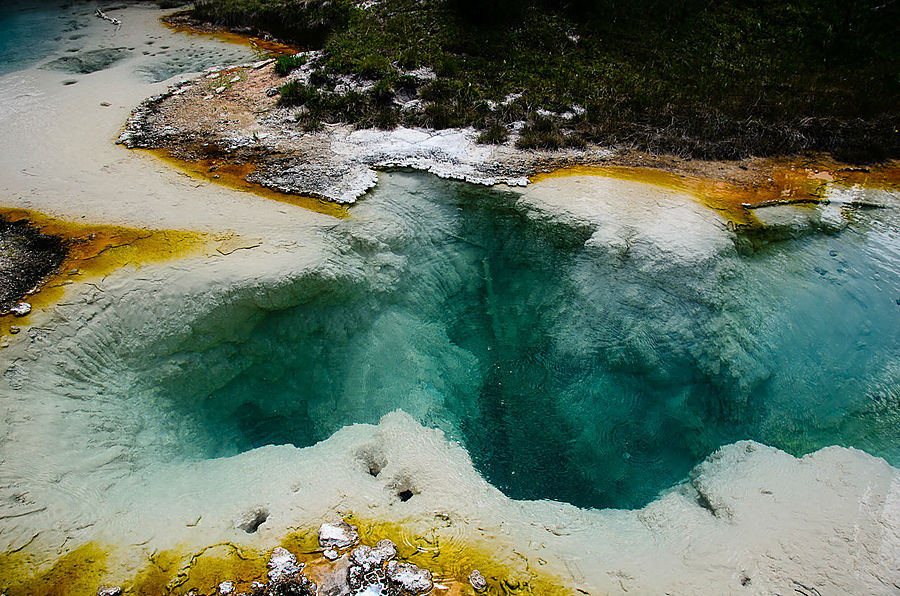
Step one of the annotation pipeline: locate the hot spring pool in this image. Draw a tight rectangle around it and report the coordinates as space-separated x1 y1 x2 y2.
114 172 900 510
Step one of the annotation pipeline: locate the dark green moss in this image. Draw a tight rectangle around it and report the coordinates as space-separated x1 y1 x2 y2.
0 217 67 311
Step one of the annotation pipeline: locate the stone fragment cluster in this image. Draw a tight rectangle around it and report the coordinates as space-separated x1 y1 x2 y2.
95 520 491 596
316 520 433 596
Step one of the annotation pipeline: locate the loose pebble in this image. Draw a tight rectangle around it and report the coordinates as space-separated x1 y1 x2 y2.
10 303 31 317
469 569 487 591
318 520 359 549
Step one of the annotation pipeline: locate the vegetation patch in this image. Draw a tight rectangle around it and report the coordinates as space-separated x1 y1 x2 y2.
274 53 306 76
188 0 898 160
191 0 352 48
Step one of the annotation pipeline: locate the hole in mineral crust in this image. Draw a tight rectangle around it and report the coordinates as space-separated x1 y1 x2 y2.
356 446 387 478
236 507 269 533
389 475 419 503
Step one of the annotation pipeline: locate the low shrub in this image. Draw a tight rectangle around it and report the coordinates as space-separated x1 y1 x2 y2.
274 54 306 76
371 78 395 104
374 107 400 130
278 81 320 106
477 122 509 144
308 69 329 86
357 54 393 80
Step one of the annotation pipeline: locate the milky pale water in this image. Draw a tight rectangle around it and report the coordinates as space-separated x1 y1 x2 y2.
3 2 899 512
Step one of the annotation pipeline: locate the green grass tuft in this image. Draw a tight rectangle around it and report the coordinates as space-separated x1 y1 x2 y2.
274 54 306 76
477 122 509 145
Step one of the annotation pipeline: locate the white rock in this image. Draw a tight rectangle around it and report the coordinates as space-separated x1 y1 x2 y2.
97 588 122 596
318 520 359 549
405 67 436 81
349 539 397 570
385 560 432 594
217 581 234 595
267 546 302 580
323 548 340 560
10 302 31 317
468 569 487 591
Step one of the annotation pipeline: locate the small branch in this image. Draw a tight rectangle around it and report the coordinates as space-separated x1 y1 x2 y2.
95 8 122 29
742 198 823 209
0 506 48 520
742 198 891 210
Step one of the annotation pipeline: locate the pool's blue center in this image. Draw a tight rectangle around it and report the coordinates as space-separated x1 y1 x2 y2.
152 173 899 510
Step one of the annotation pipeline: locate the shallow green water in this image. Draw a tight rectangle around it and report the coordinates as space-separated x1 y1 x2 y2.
139 173 900 510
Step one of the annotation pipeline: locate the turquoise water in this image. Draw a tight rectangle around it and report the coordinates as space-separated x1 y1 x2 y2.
141 174 900 510
0 1 94 76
